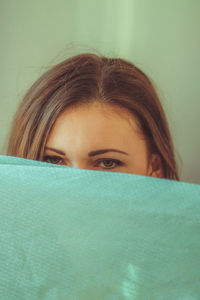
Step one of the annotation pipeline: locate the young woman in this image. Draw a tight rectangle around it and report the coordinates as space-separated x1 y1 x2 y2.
6 53 180 180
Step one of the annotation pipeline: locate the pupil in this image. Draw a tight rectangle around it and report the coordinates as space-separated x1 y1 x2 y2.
52 157 60 163
104 160 113 167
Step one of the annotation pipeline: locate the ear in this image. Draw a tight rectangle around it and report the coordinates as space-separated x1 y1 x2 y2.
147 153 163 178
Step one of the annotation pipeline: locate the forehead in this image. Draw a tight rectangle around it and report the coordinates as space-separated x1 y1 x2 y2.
56 102 142 137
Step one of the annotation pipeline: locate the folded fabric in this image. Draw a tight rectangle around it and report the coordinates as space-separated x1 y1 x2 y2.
0 155 199 300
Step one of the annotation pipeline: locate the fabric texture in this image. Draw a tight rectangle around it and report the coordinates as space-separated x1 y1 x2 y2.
0 155 200 299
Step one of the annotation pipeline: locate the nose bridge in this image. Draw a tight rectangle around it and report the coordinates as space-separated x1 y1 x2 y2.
68 148 91 170
71 160 89 170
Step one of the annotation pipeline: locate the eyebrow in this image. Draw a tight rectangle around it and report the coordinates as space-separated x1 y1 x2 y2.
44 147 129 157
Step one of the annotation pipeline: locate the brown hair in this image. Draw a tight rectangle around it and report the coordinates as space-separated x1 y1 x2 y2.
6 53 180 180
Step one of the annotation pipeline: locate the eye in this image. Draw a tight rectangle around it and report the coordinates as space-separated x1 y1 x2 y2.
43 156 64 165
43 156 124 169
96 159 123 169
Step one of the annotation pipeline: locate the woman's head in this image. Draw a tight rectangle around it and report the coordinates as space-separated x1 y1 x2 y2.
6 53 180 180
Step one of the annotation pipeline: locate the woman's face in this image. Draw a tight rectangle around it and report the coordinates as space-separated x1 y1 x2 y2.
44 102 163 177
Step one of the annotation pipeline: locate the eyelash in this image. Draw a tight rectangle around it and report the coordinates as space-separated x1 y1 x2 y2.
43 156 124 169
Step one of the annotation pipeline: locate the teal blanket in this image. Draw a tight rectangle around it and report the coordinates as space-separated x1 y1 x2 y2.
0 155 199 299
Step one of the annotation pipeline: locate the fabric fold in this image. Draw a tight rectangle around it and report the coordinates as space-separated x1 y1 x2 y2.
0 155 199 299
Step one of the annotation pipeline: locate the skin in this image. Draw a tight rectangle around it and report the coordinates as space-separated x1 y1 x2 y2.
44 101 163 177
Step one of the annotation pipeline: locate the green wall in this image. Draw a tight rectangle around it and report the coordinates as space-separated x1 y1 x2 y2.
0 0 199 183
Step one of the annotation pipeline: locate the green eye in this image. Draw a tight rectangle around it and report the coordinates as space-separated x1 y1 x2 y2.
97 159 123 169
43 156 63 164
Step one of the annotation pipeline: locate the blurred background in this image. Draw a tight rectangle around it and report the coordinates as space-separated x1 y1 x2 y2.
0 0 199 184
